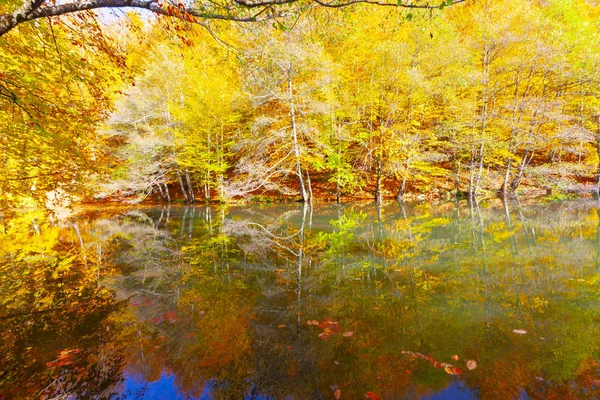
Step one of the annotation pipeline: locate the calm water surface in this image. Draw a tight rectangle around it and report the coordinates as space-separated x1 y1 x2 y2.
1 200 599 399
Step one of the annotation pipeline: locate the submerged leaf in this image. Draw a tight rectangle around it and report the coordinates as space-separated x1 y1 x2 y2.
466 360 477 370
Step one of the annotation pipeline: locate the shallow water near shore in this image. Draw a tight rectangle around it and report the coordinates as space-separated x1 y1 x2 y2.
1 199 599 399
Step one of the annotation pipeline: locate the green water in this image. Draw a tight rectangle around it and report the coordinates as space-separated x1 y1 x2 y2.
1 200 599 399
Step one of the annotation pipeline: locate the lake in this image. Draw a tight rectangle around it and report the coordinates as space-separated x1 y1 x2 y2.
1 199 599 399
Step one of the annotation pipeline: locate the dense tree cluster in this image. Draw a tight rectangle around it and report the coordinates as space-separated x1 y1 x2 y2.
2 0 600 208
105 0 600 204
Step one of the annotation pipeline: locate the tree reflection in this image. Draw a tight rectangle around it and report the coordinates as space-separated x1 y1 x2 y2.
1 201 599 399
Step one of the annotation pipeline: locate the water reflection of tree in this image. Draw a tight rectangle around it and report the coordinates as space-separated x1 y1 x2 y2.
3 203 599 399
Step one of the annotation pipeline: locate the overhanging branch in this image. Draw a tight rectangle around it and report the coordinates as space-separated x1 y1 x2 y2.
0 0 466 38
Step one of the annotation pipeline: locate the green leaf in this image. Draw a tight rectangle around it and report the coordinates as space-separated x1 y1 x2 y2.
406 13 413 21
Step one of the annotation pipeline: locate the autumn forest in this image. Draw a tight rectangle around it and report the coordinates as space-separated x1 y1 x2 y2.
2 1 600 399
2 0 600 209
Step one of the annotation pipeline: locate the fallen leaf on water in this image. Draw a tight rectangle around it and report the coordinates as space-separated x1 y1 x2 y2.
165 310 177 323
334 389 341 399
364 392 380 400
46 349 80 368
512 329 527 335
278 324 286 329
318 332 330 339
342 331 354 337
445 366 463 375
466 360 477 370
451 355 459 361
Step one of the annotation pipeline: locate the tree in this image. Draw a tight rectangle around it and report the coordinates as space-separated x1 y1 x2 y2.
0 0 467 38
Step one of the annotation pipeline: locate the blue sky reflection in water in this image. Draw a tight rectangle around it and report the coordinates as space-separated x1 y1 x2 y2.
1 199 599 399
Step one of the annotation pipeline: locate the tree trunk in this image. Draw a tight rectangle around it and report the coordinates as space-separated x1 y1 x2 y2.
509 149 534 193
500 158 512 197
289 78 308 203
162 182 171 203
306 169 313 204
596 115 600 194
396 178 407 202
469 43 491 199
177 170 189 203
156 182 165 200
375 154 383 205
185 169 195 203
453 153 461 197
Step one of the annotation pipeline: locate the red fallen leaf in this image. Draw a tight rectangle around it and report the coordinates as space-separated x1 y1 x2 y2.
287 345 292 349
451 355 459 361
165 311 177 323
334 389 341 399
295 312 303 316
592 379 600 387
445 366 463 375
46 349 80 368
342 332 354 337
59 349 80 357
185 332 196 338
312 320 320 325
406 370 412 375
318 318 333 329
364 392 380 400
319 332 331 339
149 315 165 324
433 361 442 368
466 360 477 370
278 324 286 329
46 359 73 368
